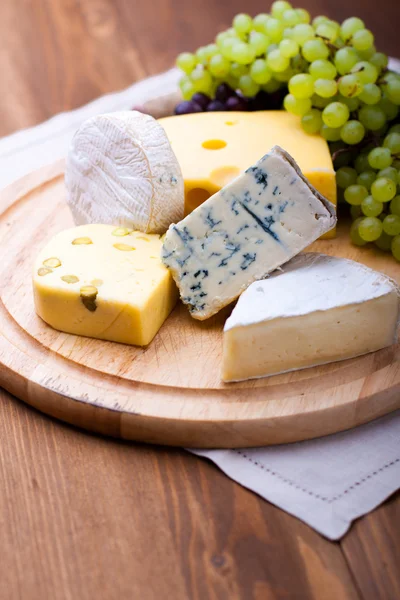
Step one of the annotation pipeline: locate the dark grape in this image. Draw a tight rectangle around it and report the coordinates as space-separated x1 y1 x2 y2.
191 93 211 109
206 100 225 111
215 83 236 103
248 91 270 111
174 101 203 115
225 95 249 111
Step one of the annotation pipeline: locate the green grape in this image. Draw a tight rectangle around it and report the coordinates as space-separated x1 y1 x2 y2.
383 214 400 236
370 52 389 70
350 205 362 219
262 79 282 93
180 79 196 100
358 216 383 241
344 184 369 205
312 15 329 28
322 102 350 128
302 39 329 61
350 218 368 246
283 27 294 40
350 61 378 85
239 75 260 97
292 24 314 45
357 46 377 61
309 59 337 80
190 67 213 94
357 170 376 190
383 132 400 155
389 124 400 134
289 73 315 98
250 59 272 84
274 67 296 82
358 105 386 131
379 96 399 121
339 95 360 111
231 42 256 65
295 8 311 24
390 195 400 216
206 44 219 58
338 74 363 98
340 17 365 41
301 109 323 134
233 13 253 35
341 120 365 144
249 32 270 56
361 195 383 217
267 49 290 72
375 231 393 251
230 62 248 78
336 166 358 188
279 39 299 58
392 235 400 261
352 29 374 51
371 177 397 202
271 1 293 18
253 14 270 32
284 94 312 115
216 32 230 48
359 83 381 105
209 54 230 77
177 52 197 74
311 93 332 109
316 21 339 43
321 124 342 141
291 54 309 73
334 47 359 75
368 147 392 169
267 43 279 54
265 18 284 43
355 153 370 173
282 9 301 27
195 46 209 64
220 38 236 60
314 79 337 98
378 167 398 183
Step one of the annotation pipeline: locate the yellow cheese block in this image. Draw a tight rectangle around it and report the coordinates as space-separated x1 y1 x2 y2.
33 225 178 346
159 111 337 238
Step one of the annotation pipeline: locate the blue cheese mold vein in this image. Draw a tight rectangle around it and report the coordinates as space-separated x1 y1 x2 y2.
162 145 336 320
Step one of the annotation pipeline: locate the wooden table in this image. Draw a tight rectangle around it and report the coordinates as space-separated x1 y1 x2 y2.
1 1 399 598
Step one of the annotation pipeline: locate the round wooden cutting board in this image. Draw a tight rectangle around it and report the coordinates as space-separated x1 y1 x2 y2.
1 161 400 448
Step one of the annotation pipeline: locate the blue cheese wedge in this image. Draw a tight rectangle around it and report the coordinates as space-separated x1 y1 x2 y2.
162 145 336 320
222 253 400 382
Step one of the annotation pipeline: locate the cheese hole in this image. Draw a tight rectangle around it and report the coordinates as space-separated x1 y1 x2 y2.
186 188 211 213
202 139 227 150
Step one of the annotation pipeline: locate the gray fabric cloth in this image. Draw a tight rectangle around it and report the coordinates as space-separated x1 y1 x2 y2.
1 63 399 540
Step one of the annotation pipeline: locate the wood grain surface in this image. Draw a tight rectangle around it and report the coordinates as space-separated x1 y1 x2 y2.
2 162 400 449
0 0 399 598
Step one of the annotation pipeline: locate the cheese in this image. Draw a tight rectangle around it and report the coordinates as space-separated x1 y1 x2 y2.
222 253 400 382
162 146 336 320
65 111 184 234
159 110 336 238
33 225 178 346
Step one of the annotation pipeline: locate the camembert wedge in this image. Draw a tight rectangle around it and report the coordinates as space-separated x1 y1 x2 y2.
222 253 400 382
162 146 336 320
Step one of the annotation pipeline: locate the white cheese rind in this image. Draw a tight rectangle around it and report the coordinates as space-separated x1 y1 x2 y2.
65 111 184 234
222 253 400 382
162 146 336 320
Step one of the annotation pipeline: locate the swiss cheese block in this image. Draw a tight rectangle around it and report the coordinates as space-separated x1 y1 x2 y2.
65 111 184 234
33 225 178 346
162 146 336 320
222 253 400 382
159 110 336 238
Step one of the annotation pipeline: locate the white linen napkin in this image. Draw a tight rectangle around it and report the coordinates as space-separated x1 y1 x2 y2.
1 64 399 540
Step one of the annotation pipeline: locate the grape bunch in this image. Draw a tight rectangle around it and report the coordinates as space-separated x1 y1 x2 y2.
174 2 400 258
